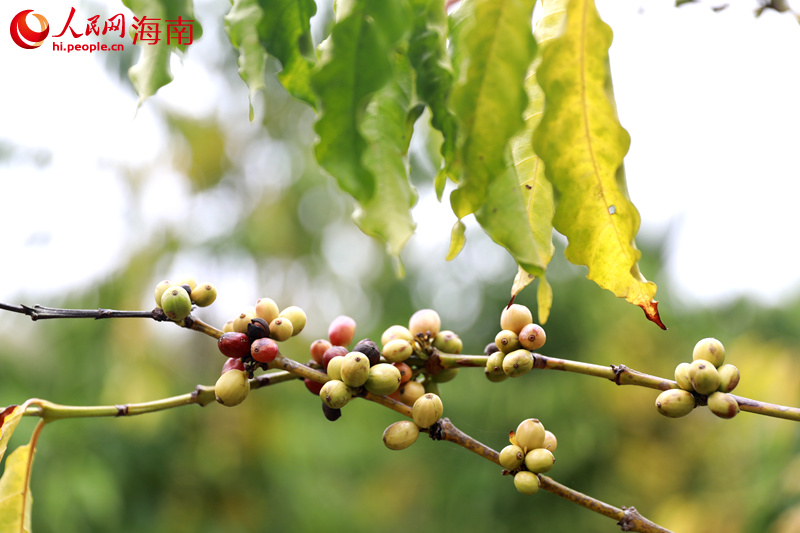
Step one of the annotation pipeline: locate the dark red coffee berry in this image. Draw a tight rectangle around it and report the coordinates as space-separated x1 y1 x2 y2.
218 332 251 359
353 338 380 366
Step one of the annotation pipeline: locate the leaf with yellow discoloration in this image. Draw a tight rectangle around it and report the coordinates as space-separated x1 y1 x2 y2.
533 0 665 328
0 420 45 533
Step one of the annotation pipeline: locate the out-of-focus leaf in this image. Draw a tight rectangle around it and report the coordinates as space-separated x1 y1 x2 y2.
0 405 24 465
355 54 418 259
124 0 203 106
506 0 567 320
166 114 231 192
224 0 268 120
448 0 536 220
408 0 457 184
474 162 544 278
445 220 466 261
311 0 410 202
533 0 665 329
256 0 317 107
0 421 44 533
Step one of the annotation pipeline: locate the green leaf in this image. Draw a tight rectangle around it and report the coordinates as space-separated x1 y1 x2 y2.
354 54 418 258
311 0 411 202
408 0 457 182
448 0 537 220
0 421 44 533
256 0 317 107
224 0 268 120
445 220 466 261
124 0 203 106
506 0 567 320
533 0 665 329
0 406 24 465
474 162 544 278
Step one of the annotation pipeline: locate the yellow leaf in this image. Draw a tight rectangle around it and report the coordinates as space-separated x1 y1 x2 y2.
0 421 44 533
533 0 665 329
0 405 25 465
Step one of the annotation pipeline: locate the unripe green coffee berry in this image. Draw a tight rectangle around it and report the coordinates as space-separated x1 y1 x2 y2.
484 369 509 383
381 325 414 346
409 309 441 338
514 471 540 495
432 368 460 383
485 351 506 375
382 339 413 363
279 306 307 336
398 380 425 406
255 298 280 324
518 322 546 351
500 304 533 335
320 379 353 409
432 330 463 354
233 308 257 333
269 317 294 342
327 356 345 381
382 420 420 450
365 363 402 396
655 389 696 418
707 391 739 419
495 330 521 354
222 320 235 333
692 337 725 368
499 444 525 470
412 393 444 429
502 349 534 378
717 364 740 393
340 352 371 387
214 369 250 406
190 283 217 307
161 286 192 322
543 430 558 452
524 448 555 474
689 359 721 395
154 280 173 308
515 419 546 452
674 362 693 391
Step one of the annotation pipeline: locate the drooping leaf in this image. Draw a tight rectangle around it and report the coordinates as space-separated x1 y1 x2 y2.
224 0 268 120
0 421 44 533
408 0 457 184
474 162 544 278
354 53 418 259
448 0 537 220
256 0 317 107
506 0 567 320
311 0 411 202
0 406 24 465
533 0 665 329
124 0 203 106
445 220 466 261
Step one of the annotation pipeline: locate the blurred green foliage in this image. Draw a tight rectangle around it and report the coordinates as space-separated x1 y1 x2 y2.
2 4 800 532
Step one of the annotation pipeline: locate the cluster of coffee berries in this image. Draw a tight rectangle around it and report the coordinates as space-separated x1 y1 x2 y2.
484 304 546 382
498 418 557 495
215 298 308 407
154 277 217 322
382 393 445 450
656 337 741 419
305 316 403 420
380 309 463 362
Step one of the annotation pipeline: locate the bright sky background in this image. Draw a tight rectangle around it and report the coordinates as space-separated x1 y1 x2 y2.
1 0 799 310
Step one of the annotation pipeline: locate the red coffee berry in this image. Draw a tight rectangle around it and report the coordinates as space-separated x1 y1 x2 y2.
251 337 279 363
218 332 251 359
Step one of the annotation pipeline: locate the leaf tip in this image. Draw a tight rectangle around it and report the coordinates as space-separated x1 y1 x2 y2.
641 300 666 330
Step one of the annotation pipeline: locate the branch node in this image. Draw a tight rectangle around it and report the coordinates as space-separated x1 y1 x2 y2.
428 418 446 440
610 364 628 385
114 404 129 417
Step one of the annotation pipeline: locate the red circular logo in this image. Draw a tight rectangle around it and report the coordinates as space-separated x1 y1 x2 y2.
10 10 49 49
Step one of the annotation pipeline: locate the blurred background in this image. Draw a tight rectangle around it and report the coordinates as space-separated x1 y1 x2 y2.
2 0 800 532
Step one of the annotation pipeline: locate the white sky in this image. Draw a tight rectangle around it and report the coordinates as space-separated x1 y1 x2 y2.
1 0 799 309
